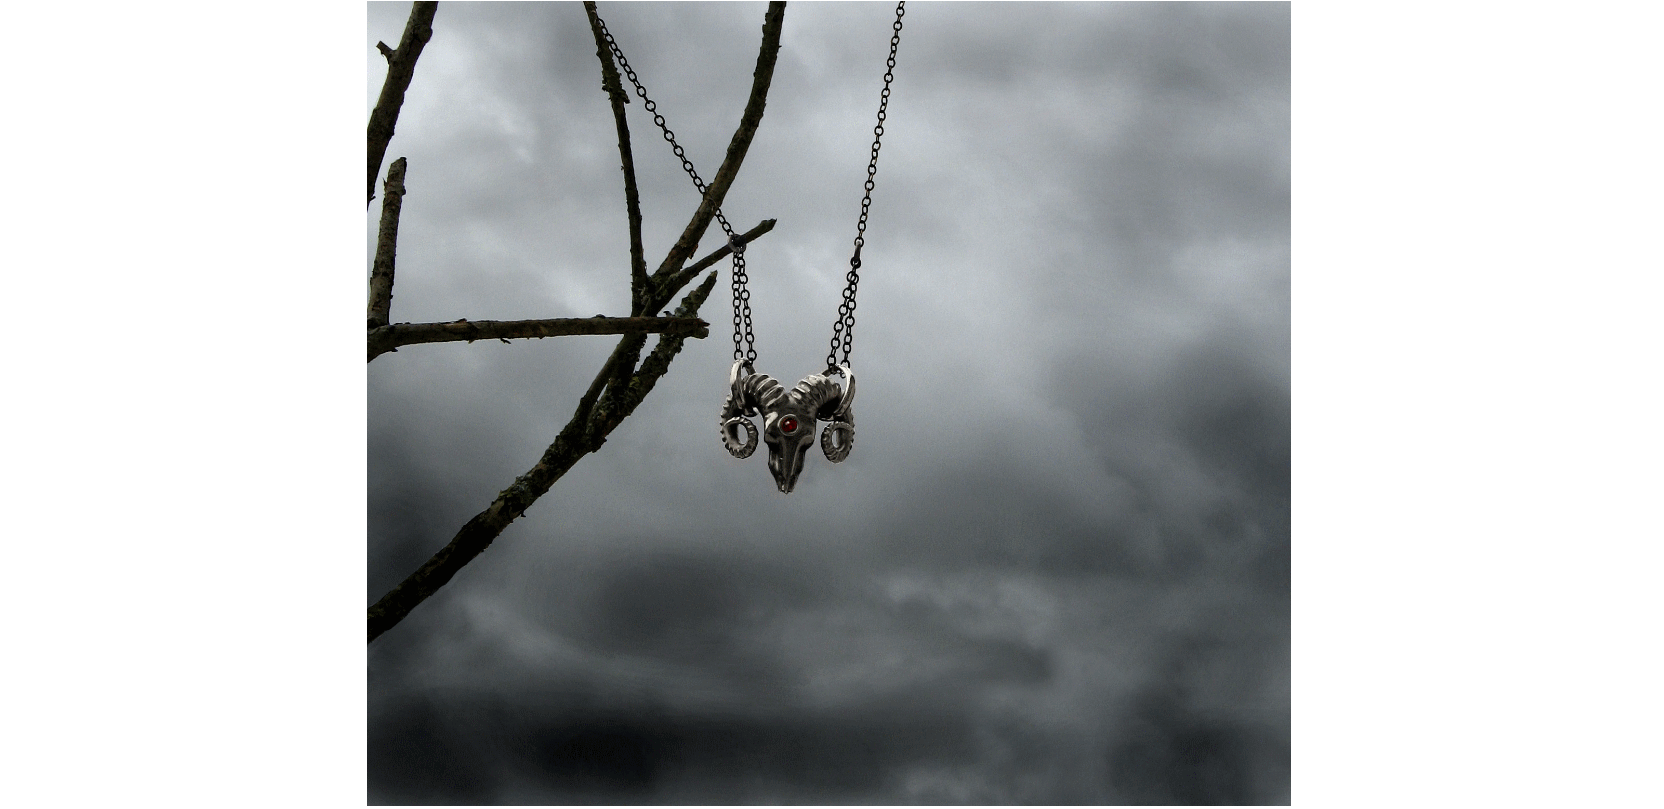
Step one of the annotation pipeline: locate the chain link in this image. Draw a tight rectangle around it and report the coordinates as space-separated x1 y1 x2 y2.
592 9 756 365
729 234 756 366
826 1 904 375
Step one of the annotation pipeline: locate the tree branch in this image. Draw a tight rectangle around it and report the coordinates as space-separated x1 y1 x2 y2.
392 220 773 366
367 316 708 362
588 221 778 415
583 219 775 422
367 273 723 643
597 332 648 421
369 3 789 644
572 340 627 428
368 2 438 207
367 158 407 330
655 218 775 308
645 2 786 310
583 2 649 316
594 273 721 434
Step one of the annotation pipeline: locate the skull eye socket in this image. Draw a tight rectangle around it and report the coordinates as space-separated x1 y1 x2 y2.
780 416 800 434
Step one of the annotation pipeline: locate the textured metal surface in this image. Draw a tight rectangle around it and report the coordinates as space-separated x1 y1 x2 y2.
819 365 856 463
718 361 855 492
718 359 759 458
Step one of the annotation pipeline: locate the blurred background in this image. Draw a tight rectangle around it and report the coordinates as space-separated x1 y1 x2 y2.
368 2 1288 803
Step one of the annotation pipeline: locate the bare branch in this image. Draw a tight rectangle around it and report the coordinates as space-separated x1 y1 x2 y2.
591 218 774 407
376 41 395 63
367 158 407 330
656 218 775 307
368 2 438 207
368 316 709 362
583 2 649 315
646 2 787 308
369 3 790 644
367 274 723 643
597 332 648 419
571 341 626 427
594 273 721 434
579 218 772 422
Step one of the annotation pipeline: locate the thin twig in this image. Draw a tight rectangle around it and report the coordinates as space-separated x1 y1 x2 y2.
367 316 709 362
657 218 775 306
590 222 776 424
368 2 438 207
644 2 786 313
367 158 407 330
583 2 649 315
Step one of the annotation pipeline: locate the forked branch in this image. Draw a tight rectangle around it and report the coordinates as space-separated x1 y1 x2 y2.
645 2 787 311
368 3 788 643
368 1 438 206
658 218 776 305
367 274 721 642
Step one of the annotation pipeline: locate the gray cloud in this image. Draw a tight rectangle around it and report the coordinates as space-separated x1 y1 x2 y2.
369 1 1288 803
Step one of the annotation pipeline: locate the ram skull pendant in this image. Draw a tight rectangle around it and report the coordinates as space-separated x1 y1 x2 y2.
719 360 855 493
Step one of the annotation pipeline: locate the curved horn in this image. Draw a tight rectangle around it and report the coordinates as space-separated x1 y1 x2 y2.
819 366 855 463
832 365 856 420
721 416 758 458
729 360 756 416
720 360 760 456
745 372 788 413
792 374 844 420
821 420 854 462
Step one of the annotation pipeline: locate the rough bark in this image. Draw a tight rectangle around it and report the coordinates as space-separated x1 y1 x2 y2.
659 218 775 306
367 158 407 330
367 316 708 362
367 2 438 207
583 2 649 315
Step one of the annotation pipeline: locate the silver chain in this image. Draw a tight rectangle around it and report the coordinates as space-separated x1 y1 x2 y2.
591 9 757 366
826 1 904 376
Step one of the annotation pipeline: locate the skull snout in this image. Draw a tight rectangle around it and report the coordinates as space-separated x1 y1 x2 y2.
763 410 816 493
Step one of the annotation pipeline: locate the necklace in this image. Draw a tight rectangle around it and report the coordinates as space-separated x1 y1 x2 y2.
595 1 905 493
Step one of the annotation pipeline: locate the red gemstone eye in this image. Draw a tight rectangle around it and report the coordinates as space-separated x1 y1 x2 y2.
781 416 799 433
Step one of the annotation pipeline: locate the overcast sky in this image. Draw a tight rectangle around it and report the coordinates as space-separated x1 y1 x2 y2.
367 1 1286 803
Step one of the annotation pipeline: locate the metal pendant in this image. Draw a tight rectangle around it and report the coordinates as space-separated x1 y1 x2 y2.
719 360 856 493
